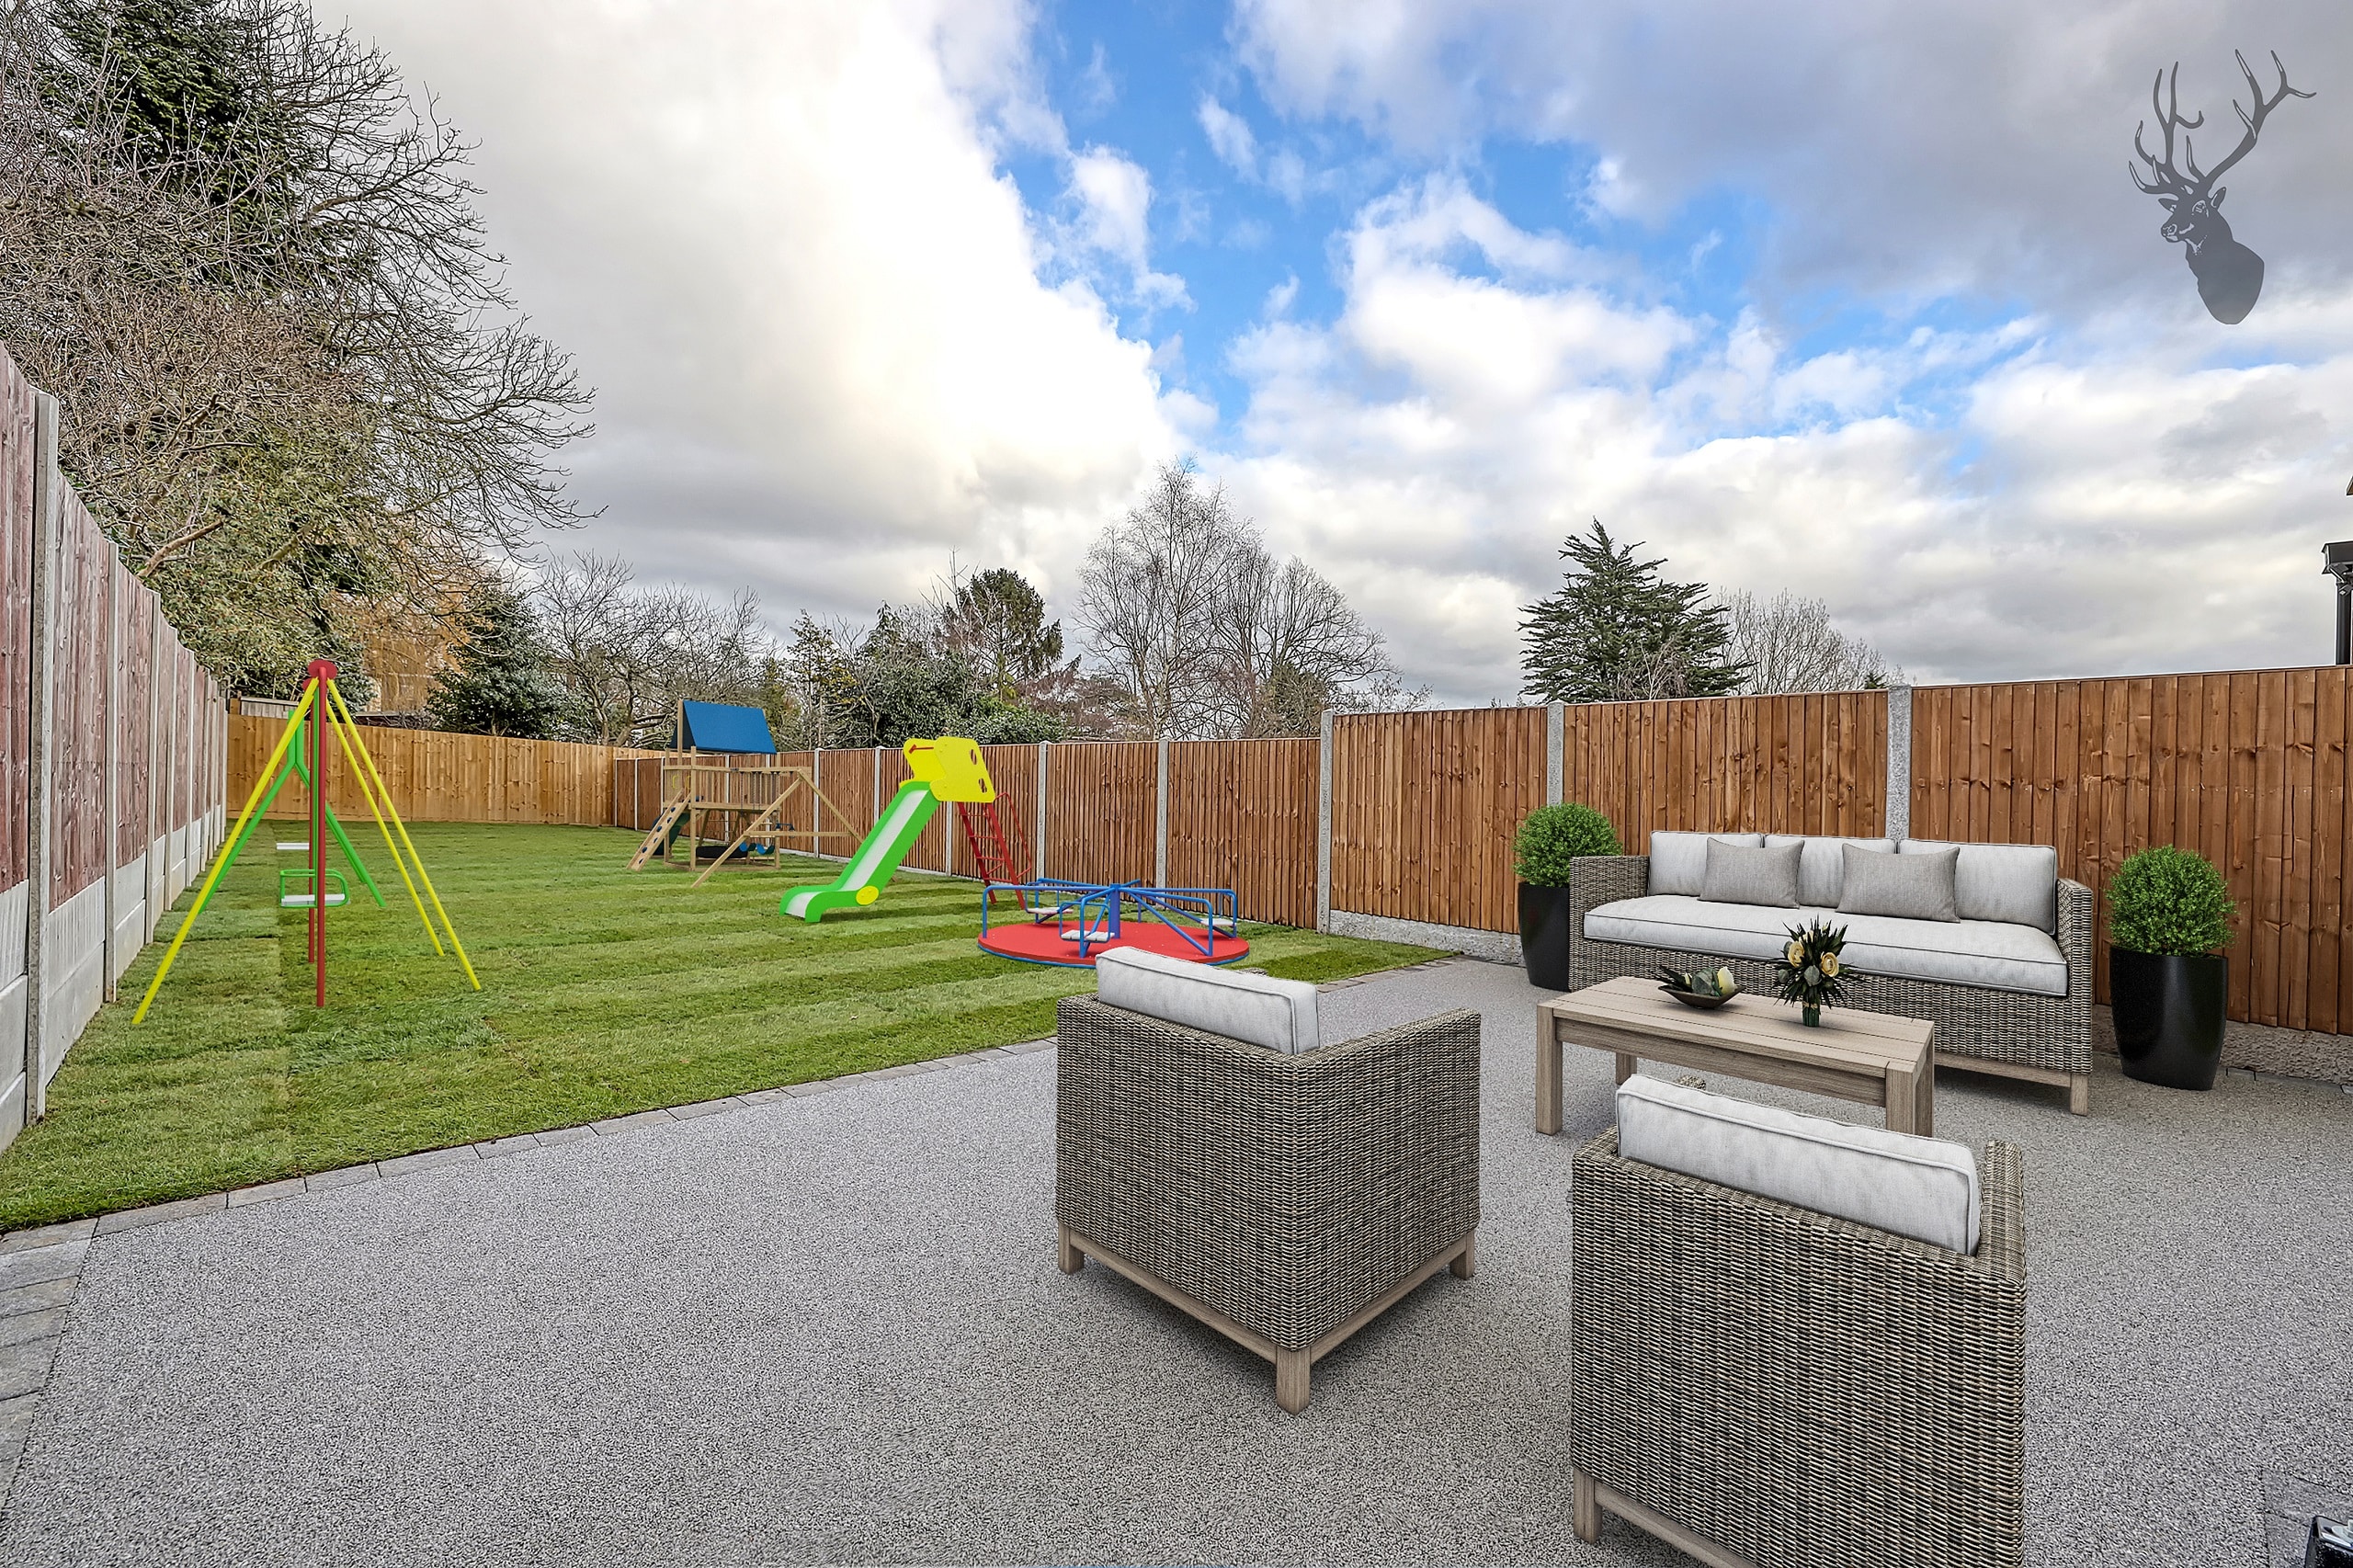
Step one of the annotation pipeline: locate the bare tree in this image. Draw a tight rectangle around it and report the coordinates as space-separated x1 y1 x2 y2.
1077 462 1415 738
535 553 778 745
1209 546 1415 736
0 0 592 693
1075 463 1245 738
1722 590 1904 694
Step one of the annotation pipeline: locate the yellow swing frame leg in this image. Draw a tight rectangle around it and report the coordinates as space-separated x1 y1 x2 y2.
133 686 319 1023
325 681 479 990
321 688 441 955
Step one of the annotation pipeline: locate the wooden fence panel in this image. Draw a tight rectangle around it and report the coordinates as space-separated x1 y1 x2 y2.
1331 707 1546 934
112 568 151 869
48 499 107 905
1559 691 1886 845
1044 742 1156 887
229 714 655 829
819 748 880 848
977 744 1041 881
1907 670 2353 1030
1166 738 1317 928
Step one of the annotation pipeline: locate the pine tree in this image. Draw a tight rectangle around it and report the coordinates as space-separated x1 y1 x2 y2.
1518 521 1745 702
426 583 569 738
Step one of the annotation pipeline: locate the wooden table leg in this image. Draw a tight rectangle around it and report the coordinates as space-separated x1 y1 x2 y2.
1536 1009 1563 1135
1614 1051 1636 1085
1884 1054 1927 1136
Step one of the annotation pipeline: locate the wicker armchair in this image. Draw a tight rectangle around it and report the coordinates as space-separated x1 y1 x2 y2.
1568 854 2095 1114
1569 1128 2026 1568
1053 994 1481 1413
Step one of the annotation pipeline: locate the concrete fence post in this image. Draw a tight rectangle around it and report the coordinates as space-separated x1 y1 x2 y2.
1035 742 1049 881
142 599 163 944
1315 710 1334 934
1884 687 1913 842
1154 736 1169 887
24 394 58 1119
101 549 119 1001
1546 701 1564 806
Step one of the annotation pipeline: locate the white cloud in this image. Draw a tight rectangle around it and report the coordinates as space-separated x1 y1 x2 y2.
330 0 1185 625
1233 0 2353 312
1202 170 2353 702
1060 146 1190 309
1197 97 1258 176
323 0 2353 716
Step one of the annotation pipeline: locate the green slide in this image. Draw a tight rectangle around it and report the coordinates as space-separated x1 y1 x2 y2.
782 781 939 922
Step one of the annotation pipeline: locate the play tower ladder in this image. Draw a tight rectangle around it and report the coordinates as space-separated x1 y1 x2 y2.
629 793 695 870
956 800 1029 895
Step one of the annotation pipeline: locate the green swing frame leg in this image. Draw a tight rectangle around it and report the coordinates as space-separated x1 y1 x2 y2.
222 736 386 908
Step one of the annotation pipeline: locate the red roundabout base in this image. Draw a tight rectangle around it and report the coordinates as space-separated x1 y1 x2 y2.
977 918 1250 969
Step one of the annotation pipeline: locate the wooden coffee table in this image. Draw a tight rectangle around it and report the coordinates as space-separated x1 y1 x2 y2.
1537 975 1936 1137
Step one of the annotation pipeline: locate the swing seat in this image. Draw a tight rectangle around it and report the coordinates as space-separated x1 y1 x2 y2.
279 869 349 909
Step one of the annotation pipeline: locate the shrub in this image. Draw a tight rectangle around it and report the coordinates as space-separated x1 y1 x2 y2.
2107 846 2234 956
1514 802 1620 886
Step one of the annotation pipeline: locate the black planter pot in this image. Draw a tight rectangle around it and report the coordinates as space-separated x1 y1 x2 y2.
1518 882 1574 992
2109 946 2227 1090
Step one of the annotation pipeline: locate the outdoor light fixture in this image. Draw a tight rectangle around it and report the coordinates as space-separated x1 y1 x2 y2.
2325 541 2353 666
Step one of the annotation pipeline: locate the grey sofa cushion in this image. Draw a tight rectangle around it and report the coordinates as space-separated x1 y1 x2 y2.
1095 947 1319 1054
1617 1075 1981 1253
1763 835 1895 907
1840 843 1958 922
1699 840 1801 907
1900 839 2060 933
1582 895 2069 996
1649 831 1764 896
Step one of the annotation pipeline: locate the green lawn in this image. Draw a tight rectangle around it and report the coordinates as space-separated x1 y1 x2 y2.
0 823 1440 1229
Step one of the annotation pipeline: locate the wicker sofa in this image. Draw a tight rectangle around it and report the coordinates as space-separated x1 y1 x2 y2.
1570 1076 2026 1568
1053 949 1481 1413
1569 833 2095 1113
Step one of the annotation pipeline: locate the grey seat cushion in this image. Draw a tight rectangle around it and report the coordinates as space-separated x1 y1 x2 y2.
1699 839 1801 907
1094 947 1319 1054
1762 835 1895 907
1840 843 1959 922
1648 831 1764 896
1901 839 2060 933
1584 895 2069 996
1617 1075 1981 1253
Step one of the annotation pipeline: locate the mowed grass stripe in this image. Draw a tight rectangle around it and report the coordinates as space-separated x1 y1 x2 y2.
0 822 1442 1228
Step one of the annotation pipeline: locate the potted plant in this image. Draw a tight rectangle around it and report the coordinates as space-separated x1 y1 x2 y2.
1514 802 1620 990
2107 846 2235 1090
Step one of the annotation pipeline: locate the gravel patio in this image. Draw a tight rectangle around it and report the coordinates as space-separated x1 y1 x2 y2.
0 957 2346 1567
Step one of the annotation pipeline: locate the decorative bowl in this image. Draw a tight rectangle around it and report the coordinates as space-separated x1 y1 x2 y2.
1659 985 1733 1011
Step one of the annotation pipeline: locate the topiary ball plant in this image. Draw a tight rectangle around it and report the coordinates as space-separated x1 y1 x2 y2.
1514 802 1620 887
2107 846 2234 956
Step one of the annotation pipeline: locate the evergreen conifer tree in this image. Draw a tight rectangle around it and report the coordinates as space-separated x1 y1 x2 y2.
426 583 569 737
1519 521 1745 701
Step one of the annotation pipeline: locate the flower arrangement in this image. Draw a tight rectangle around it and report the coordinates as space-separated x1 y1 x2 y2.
1774 919 1852 1026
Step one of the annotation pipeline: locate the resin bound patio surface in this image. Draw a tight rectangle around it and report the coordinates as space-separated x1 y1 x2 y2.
0 958 2347 1567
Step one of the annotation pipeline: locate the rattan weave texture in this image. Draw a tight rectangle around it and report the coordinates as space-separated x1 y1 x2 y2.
1054 996 1481 1352
1567 855 2093 1077
1570 1130 2026 1568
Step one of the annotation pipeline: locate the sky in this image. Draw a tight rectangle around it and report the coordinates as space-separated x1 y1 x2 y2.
332 0 2353 709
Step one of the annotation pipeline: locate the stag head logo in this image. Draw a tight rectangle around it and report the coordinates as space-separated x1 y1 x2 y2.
2130 51 2312 324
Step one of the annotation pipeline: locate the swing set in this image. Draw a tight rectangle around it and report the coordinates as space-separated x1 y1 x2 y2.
132 659 478 1023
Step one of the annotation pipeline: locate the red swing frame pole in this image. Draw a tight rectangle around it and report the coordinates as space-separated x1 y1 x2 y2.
307 658 337 1006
